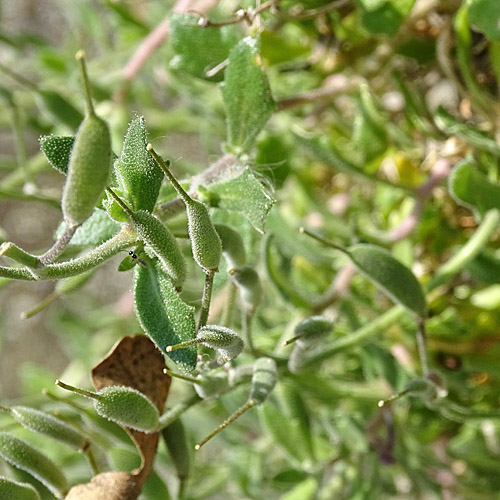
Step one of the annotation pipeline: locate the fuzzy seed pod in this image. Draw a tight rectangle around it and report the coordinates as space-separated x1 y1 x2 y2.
10 406 87 450
0 432 68 497
287 343 307 374
0 476 41 500
249 357 278 405
131 210 186 287
294 316 333 348
61 114 111 226
197 325 244 364
94 386 159 433
186 199 222 272
61 52 112 226
214 223 246 269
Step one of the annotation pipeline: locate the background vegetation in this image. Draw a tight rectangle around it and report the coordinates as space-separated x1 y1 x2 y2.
1 0 500 499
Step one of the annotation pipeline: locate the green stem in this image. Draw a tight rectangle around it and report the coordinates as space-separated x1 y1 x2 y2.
9 99 31 183
20 292 57 319
147 145 191 205
427 209 500 291
198 270 215 329
416 319 429 376
76 50 95 117
0 228 133 281
36 228 136 280
195 400 254 450
166 338 201 352
299 227 347 254
0 242 38 267
84 444 100 475
106 187 134 217
157 395 201 430
164 369 200 384
56 380 98 400
242 310 256 354
0 153 47 190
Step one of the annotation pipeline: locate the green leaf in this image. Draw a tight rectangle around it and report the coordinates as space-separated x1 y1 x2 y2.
468 0 500 41
39 135 74 174
434 106 500 156
0 477 40 500
221 36 275 154
259 402 308 464
0 432 68 497
357 0 416 36
204 167 275 233
134 257 197 371
37 89 83 131
280 477 317 500
169 13 240 82
264 234 311 309
352 86 387 161
448 160 500 215
347 243 427 317
115 116 164 212
260 29 310 66
56 208 120 246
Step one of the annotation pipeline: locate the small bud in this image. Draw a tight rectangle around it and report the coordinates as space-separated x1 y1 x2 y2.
167 325 244 364
198 325 244 363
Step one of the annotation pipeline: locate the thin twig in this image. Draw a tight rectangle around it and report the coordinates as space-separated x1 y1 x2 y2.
38 222 80 265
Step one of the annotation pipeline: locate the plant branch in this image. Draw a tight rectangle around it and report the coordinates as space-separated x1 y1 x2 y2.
303 209 500 367
37 222 80 265
198 270 215 329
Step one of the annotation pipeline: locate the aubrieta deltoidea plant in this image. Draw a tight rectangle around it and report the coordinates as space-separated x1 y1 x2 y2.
1 0 500 498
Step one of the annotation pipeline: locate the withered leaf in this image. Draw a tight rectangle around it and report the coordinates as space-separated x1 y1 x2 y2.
66 335 171 500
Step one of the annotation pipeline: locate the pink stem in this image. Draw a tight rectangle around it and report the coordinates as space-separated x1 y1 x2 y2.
122 0 217 84
384 159 452 242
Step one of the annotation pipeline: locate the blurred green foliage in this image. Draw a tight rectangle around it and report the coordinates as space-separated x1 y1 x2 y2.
1 1 500 499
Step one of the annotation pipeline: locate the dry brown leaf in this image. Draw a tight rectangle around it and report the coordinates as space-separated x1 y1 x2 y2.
65 335 171 500
65 471 140 500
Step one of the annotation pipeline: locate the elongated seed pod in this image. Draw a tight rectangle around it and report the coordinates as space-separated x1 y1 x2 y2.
249 357 278 405
230 266 261 311
94 386 159 433
215 223 246 269
347 244 427 318
197 325 244 363
146 145 222 271
61 52 112 226
288 343 307 374
186 199 222 272
0 432 68 497
10 406 87 449
162 418 191 484
0 476 41 500
131 210 186 287
294 316 333 348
